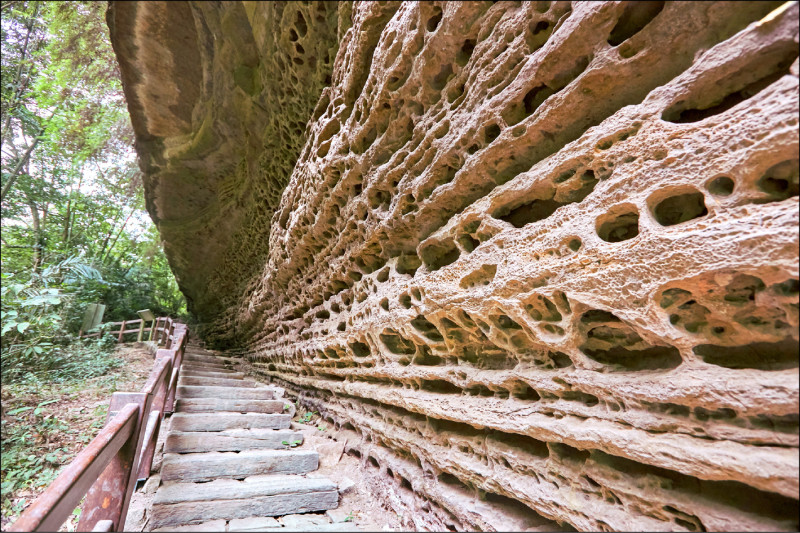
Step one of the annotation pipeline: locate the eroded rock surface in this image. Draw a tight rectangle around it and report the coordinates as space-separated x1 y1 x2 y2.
112 1 800 531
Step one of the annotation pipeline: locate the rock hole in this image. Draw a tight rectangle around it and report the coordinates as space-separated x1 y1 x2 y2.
426 7 443 31
410 315 444 342
431 63 454 91
756 159 799 201
550 351 573 368
607 1 665 46
456 39 476 67
484 123 502 144
568 238 582 251
380 330 417 355
457 234 480 253
596 208 639 242
396 254 421 276
706 176 735 196
523 84 555 115
494 196 563 228
652 191 708 226
693 338 798 370
662 49 797 123
421 379 462 394
420 241 461 271
349 341 370 357
510 381 541 402
460 264 497 289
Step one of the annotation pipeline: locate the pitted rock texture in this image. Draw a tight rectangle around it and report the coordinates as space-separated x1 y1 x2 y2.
114 1 800 531
107 0 347 324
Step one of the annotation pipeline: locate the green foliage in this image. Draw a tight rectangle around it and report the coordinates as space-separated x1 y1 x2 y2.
1 404 72 516
298 411 316 424
281 440 302 448
1 1 189 375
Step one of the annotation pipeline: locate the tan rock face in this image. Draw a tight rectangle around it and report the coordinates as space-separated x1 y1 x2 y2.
112 1 799 531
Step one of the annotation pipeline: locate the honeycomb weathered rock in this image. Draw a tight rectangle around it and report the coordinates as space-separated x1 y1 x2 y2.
112 1 799 531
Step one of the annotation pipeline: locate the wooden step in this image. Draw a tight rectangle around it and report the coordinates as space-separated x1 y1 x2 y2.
181 370 245 379
165 429 304 453
169 413 291 432
175 398 286 414
178 376 256 388
177 385 275 400
151 475 337 529
161 450 320 482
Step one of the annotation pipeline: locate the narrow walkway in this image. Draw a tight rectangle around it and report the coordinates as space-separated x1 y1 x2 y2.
149 345 354 532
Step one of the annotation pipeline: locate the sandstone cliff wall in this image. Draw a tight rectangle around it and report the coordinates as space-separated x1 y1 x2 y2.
110 1 799 531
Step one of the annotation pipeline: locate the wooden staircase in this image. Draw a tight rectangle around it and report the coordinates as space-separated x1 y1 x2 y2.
149 347 345 531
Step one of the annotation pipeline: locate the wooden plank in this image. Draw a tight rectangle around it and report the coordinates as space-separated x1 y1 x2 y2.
174 398 286 414
169 413 291 432
160 450 319 482
165 429 303 453
176 386 274 400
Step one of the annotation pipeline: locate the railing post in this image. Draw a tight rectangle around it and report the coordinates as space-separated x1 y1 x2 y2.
77 392 151 532
147 318 156 341
117 320 126 343
164 326 187 414
166 321 175 349
137 319 145 343
136 353 173 480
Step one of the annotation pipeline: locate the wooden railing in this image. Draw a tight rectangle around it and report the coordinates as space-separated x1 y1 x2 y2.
79 316 176 345
8 321 188 532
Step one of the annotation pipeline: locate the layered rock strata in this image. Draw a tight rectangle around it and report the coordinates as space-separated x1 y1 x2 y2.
112 1 800 531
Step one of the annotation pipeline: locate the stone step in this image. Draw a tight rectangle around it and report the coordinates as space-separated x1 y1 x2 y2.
181 361 231 371
151 476 337 529
165 429 304 453
181 369 245 379
178 376 257 388
184 355 235 365
170 413 292 432
152 520 226 532
177 385 274 400
161 450 320 482
175 398 287 414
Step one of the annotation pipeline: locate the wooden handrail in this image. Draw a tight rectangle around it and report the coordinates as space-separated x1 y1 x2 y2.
9 320 189 532
8 404 139 532
78 316 176 342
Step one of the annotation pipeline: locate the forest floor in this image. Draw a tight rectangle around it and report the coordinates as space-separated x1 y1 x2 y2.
0 343 155 531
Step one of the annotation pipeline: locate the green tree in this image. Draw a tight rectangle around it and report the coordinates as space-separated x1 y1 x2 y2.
1 1 188 371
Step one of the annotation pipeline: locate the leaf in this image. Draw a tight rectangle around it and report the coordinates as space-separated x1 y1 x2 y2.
7 406 34 415
16 322 31 333
37 399 59 407
2 322 17 335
